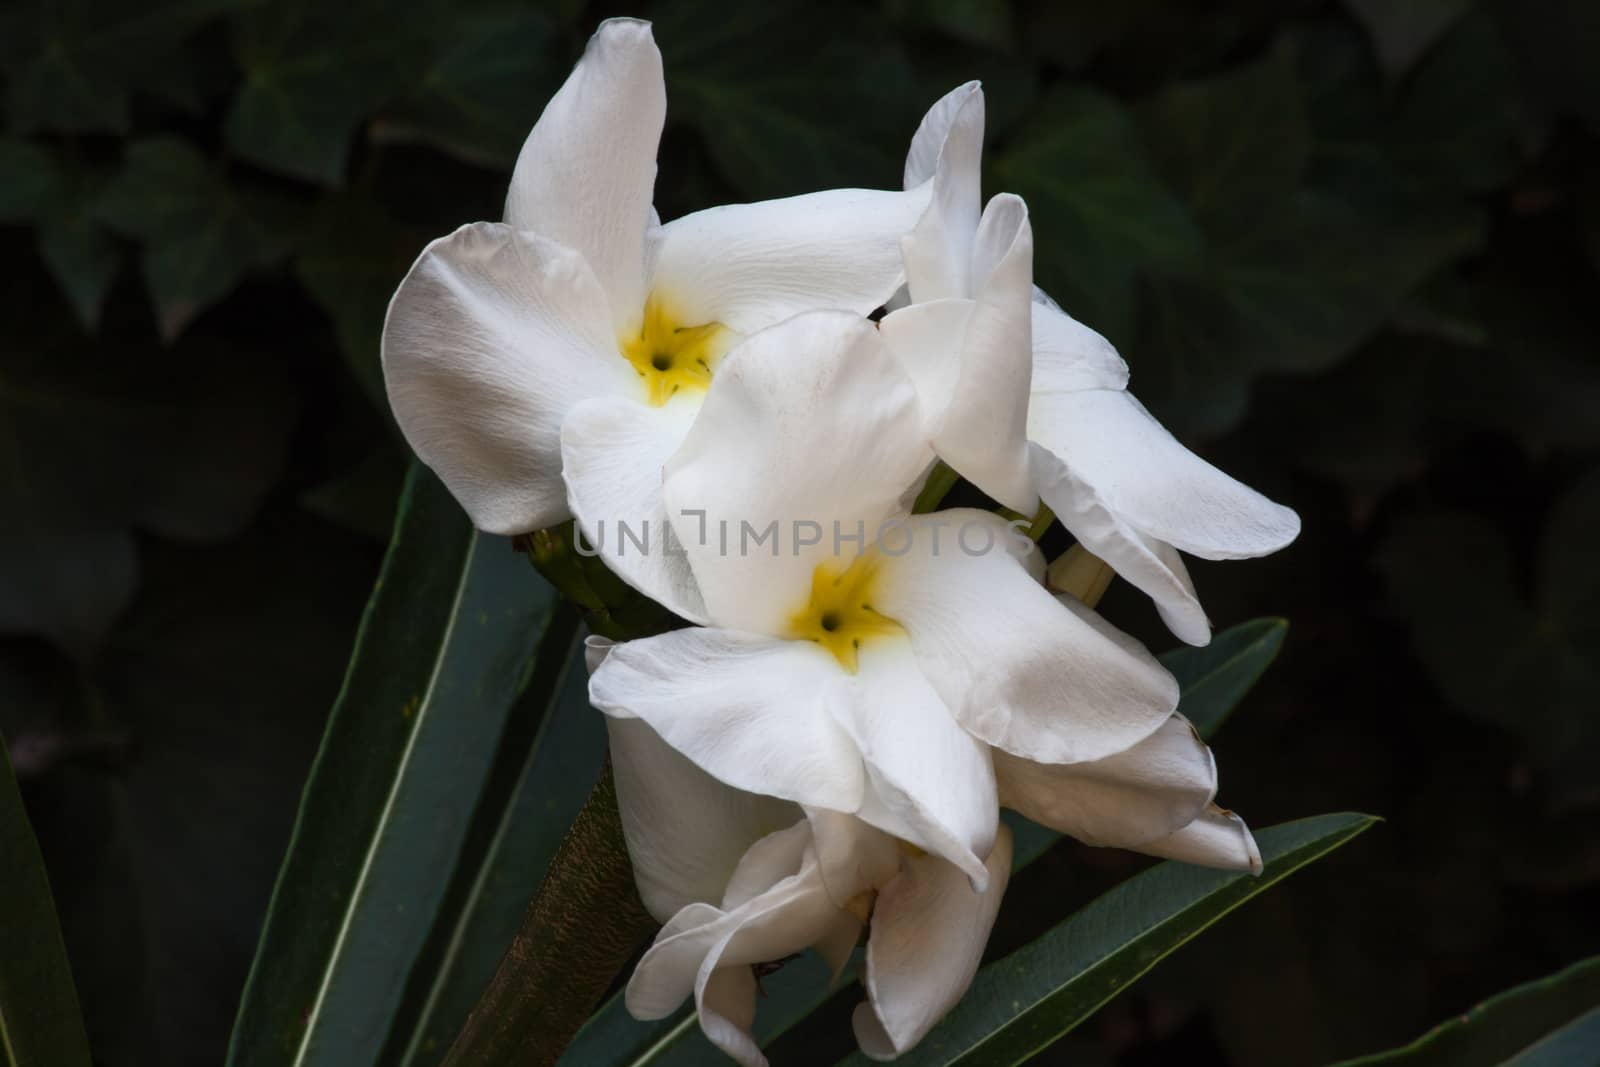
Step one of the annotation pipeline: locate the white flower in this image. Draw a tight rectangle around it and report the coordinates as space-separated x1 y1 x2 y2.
604 698 1260 1065
381 18 933 619
880 82 1301 646
589 309 1200 887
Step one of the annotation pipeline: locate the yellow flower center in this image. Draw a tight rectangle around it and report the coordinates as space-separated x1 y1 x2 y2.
786 556 904 674
619 297 733 406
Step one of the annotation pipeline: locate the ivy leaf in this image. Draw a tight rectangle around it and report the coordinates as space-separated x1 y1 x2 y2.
993 86 1202 343
94 138 302 340
370 7 561 170
1381 475 1600 799
0 140 123 329
658 2 918 198
1 0 246 133
225 0 436 184
1135 46 1310 235
0 314 296 654
1343 0 1470 75
293 193 422 406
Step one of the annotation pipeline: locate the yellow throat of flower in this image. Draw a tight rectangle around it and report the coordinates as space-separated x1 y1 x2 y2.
619 297 733 406
786 557 904 674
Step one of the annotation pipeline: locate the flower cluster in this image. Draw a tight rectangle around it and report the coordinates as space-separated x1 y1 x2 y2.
382 18 1299 1065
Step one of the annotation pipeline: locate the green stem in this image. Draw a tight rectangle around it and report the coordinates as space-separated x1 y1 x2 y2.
441 760 654 1067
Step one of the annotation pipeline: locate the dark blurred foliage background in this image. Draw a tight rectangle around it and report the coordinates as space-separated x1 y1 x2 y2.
2 0 1598 1064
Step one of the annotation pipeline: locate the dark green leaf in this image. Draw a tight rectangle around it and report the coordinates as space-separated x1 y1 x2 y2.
1 0 246 133
226 1 437 184
36 217 122 330
994 86 1202 342
1136 47 1310 235
0 139 55 222
835 813 1379 1066
1343 0 1470 75
1163 617 1288 738
94 138 302 339
225 465 575 1067
0 735 94 1067
1381 474 1600 797
370 8 560 170
0 323 294 653
659 2 917 197
293 194 422 406
1330 955 1600 1066
1388 11 1525 193
886 0 1015 51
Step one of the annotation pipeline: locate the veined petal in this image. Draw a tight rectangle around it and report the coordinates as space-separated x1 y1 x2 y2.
562 394 709 623
1031 289 1129 394
904 81 981 189
1031 440 1212 645
381 222 631 534
832 639 998 888
505 18 662 330
607 716 799 923
993 713 1216 849
872 511 1178 765
662 312 934 634
651 187 933 336
1029 389 1301 559
1138 804 1263 874
853 825 1013 1059
901 83 983 301
589 627 866 813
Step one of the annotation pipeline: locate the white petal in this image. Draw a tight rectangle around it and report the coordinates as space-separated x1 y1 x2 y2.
697 964 762 1067
904 81 982 189
872 511 1178 765
993 713 1216 848
505 18 662 329
1028 389 1301 559
651 187 932 336
607 717 799 923
854 825 1013 1058
720 822 813 910
627 847 843 1052
589 627 866 813
901 83 983 301
561 395 709 622
943 195 1036 512
381 222 632 534
1138 804 1263 874
1031 440 1212 646
1030 293 1129 394
879 299 973 448
833 639 998 888
808 809 902 907
881 197 1037 514
662 311 934 634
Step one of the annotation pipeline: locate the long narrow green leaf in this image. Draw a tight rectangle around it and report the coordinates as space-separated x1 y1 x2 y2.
390 641 606 1067
1162 616 1288 738
573 617 1295 1065
226 465 571 1067
1503 1004 1600 1066
1331 955 1600 1067
0 737 93 1067
837 812 1379 1066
